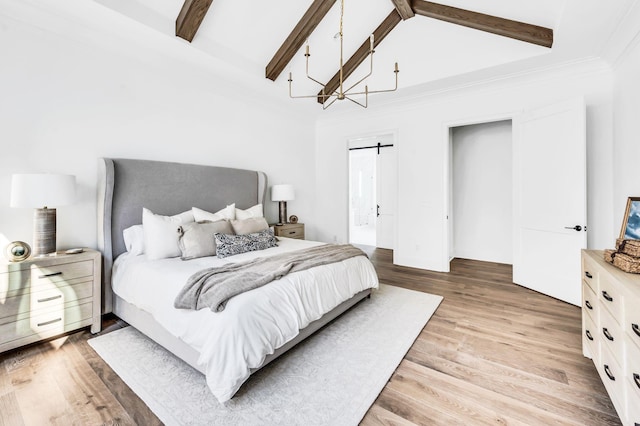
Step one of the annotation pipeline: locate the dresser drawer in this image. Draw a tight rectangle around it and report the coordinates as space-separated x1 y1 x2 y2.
583 304 598 358
582 255 598 292
627 338 640 425
600 304 625 366
598 272 624 320
583 281 598 324
598 344 626 411
625 295 640 352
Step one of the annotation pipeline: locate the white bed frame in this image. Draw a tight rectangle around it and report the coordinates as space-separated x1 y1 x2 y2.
97 158 371 375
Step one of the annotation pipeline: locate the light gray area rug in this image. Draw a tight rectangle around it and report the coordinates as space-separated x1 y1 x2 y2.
89 284 443 426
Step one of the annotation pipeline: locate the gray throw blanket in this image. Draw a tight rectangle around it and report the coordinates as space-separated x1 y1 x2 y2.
174 244 367 312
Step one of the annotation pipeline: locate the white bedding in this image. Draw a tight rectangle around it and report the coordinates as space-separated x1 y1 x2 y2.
112 238 379 402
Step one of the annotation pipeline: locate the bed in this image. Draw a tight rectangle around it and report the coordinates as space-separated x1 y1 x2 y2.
97 158 378 402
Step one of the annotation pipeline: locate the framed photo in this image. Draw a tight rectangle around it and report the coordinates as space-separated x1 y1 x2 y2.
620 197 640 240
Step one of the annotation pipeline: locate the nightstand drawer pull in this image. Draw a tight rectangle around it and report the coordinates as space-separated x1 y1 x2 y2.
633 323 640 338
585 300 593 310
38 271 63 279
602 327 614 341
602 291 613 302
37 295 62 303
604 364 615 381
37 318 62 327
585 271 593 279
585 330 593 341
288 231 296 235
634 373 640 389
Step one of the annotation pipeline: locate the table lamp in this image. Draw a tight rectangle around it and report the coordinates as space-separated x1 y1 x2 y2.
271 184 295 225
10 173 76 256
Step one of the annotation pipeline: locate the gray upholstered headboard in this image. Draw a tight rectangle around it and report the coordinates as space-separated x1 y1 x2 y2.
97 158 268 313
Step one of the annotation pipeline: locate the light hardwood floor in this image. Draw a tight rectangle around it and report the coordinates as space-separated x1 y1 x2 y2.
0 249 620 425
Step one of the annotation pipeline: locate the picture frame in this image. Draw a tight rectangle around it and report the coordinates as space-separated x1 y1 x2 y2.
619 197 640 240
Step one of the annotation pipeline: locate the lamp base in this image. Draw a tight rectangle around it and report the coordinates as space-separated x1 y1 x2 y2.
278 201 288 225
33 207 56 256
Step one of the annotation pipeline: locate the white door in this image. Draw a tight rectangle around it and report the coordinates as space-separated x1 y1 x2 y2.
376 136 396 249
513 98 586 306
348 134 396 249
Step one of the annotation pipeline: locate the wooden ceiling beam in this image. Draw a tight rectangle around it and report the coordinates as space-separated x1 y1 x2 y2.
266 0 337 82
176 0 215 42
412 0 553 48
391 0 415 20
317 10 402 103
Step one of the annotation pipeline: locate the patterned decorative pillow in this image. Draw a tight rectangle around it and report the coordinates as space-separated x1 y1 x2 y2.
215 229 277 259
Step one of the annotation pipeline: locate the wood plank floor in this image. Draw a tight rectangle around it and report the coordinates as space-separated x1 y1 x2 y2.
0 249 620 425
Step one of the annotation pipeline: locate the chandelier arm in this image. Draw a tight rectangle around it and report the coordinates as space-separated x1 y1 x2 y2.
342 51 374 94
322 95 340 110
344 94 368 108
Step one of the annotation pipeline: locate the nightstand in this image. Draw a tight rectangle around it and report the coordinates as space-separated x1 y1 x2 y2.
272 223 305 240
0 249 101 353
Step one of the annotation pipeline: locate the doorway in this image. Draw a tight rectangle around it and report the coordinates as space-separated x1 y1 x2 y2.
449 120 513 264
348 134 396 249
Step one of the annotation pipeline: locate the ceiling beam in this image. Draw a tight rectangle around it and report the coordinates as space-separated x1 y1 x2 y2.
266 0 337 82
317 10 402 103
176 0 215 42
391 0 415 20
412 1 553 48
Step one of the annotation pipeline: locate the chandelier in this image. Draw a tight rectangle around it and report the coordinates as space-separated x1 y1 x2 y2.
288 0 399 109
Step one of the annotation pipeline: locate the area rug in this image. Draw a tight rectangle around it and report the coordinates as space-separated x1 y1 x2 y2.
89 284 442 426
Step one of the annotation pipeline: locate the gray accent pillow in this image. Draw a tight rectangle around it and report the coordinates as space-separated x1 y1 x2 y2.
215 229 277 259
178 220 234 260
231 217 269 235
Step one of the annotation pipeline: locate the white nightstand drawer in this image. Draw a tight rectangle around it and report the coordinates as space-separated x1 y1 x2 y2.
600 304 624 365
31 260 93 286
598 273 624 320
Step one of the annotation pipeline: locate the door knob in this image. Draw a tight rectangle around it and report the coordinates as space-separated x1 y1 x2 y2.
564 225 582 231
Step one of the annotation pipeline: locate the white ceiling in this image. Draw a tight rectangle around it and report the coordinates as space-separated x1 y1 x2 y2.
92 0 636 105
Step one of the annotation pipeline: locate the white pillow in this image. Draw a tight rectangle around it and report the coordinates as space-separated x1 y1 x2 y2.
143 208 195 260
236 204 263 220
122 224 145 256
192 204 235 222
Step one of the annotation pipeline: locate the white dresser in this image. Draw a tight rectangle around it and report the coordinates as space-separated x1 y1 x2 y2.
0 249 101 353
582 250 640 426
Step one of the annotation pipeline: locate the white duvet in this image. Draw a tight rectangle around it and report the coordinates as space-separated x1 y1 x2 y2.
112 238 379 402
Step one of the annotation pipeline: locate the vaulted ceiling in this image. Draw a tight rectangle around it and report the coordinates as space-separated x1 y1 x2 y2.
92 0 636 108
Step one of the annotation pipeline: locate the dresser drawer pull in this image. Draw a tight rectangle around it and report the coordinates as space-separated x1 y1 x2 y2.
38 271 63 279
601 291 613 302
604 364 615 381
585 300 593 310
602 328 614 341
37 317 62 327
585 330 593 341
633 323 640 338
634 373 640 389
585 271 593 279
37 295 62 303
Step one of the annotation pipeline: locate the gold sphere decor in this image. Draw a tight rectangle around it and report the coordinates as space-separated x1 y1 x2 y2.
4 241 31 262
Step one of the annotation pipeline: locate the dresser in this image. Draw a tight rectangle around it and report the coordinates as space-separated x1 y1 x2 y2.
0 249 101 353
272 223 305 240
582 250 640 426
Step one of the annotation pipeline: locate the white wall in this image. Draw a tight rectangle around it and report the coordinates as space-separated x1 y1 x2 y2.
0 2 317 251
451 121 512 264
316 59 614 271
612 16 640 235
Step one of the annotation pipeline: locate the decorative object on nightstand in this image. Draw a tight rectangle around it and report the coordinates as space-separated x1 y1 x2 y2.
10 173 76 256
289 215 298 224
0 248 102 353
4 241 31 262
272 223 305 240
271 184 295 225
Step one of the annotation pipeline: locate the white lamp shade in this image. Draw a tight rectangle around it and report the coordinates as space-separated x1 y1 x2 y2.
271 184 295 202
10 174 76 208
